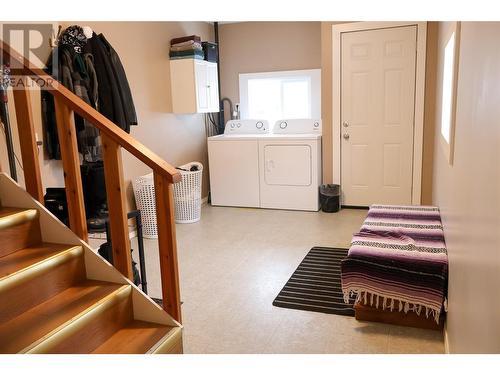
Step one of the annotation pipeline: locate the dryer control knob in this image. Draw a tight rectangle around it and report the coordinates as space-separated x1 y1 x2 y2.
256 121 264 129
280 121 288 129
237 122 241 128
230 123 235 128
314 121 319 128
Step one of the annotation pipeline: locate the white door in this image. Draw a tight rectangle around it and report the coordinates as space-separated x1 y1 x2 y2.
341 26 417 206
195 61 209 112
207 63 220 112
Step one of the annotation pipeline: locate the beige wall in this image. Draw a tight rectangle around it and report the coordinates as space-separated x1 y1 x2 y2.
421 22 438 205
218 21 435 200
431 22 500 353
320 22 348 184
2 22 214 206
75 22 214 204
218 22 321 119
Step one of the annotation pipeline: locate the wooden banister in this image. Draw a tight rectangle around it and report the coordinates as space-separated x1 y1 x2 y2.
1 40 181 184
11 77 44 204
1 40 182 323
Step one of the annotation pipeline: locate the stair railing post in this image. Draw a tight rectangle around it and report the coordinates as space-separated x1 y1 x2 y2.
153 171 182 323
53 95 88 241
101 134 133 280
11 77 44 203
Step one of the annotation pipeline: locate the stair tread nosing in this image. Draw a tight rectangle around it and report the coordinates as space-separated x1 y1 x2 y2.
0 207 24 216
91 320 176 354
0 243 80 280
0 207 41 258
0 280 124 353
0 207 38 228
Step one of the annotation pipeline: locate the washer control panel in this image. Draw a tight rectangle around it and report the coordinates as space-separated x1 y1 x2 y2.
225 119 270 134
273 119 322 134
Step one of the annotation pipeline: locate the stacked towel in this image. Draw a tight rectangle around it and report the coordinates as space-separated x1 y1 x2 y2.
170 35 204 60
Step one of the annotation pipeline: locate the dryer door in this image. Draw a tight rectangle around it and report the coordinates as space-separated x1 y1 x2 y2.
263 145 311 186
259 140 320 211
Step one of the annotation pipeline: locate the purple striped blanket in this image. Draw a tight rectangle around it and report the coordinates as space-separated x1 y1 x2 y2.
341 205 448 323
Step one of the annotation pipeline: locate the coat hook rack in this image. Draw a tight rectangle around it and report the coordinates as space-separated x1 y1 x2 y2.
49 25 63 48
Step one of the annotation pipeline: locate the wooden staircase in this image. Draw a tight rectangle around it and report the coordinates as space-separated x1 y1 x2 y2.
0 170 182 354
0 40 184 353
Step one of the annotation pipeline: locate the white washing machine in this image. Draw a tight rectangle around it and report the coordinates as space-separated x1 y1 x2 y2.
259 119 322 211
208 118 322 211
207 119 270 208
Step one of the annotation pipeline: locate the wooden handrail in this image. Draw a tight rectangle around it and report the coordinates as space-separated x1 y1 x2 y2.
1 39 182 323
1 40 181 184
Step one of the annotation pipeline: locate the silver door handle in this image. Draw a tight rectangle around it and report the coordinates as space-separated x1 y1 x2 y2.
343 133 350 140
343 121 349 128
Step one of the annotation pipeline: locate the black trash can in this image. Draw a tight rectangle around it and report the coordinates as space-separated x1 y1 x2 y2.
320 184 340 213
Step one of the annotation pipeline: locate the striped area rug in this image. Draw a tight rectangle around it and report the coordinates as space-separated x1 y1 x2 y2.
272 247 355 317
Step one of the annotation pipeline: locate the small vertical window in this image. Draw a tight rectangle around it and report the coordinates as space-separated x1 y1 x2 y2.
439 22 461 165
440 32 455 144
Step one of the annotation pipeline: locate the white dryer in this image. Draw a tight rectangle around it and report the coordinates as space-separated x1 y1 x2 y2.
259 119 322 211
207 119 269 208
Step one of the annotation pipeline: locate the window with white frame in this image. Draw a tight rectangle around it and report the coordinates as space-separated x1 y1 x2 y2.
440 32 456 145
439 22 461 165
239 69 321 126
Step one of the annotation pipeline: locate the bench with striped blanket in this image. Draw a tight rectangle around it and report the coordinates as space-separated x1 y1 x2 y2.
341 205 448 324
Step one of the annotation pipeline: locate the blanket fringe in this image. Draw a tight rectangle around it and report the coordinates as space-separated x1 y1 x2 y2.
343 288 442 324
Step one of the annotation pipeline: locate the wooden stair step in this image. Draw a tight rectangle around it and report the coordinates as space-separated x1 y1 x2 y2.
0 207 41 258
91 320 178 354
0 207 37 227
0 245 86 324
27 284 133 353
0 243 80 280
0 280 124 353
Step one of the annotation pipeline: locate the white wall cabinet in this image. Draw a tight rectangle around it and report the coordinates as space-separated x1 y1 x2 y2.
170 59 220 114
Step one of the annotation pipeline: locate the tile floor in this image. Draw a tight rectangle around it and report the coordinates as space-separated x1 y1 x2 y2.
90 205 444 354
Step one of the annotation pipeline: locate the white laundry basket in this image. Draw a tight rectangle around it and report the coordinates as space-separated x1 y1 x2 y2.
132 173 158 238
132 162 203 237
172 162 203 224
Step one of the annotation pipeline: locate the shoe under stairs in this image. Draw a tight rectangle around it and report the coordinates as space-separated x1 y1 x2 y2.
0 173 182 354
